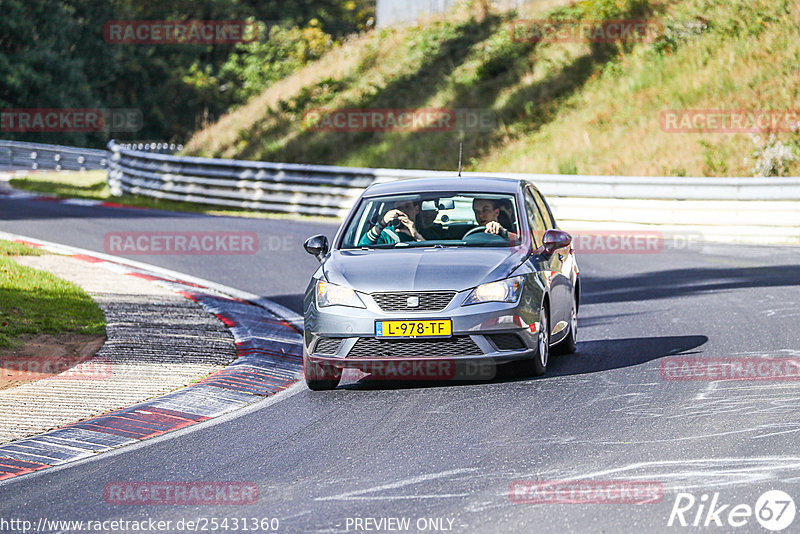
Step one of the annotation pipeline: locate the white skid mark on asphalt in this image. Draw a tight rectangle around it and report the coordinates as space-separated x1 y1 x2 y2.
280 510 312 521
694 382 718 400
753 427 800 439
532 457 800 491
318 494 472 501
315 467 478 501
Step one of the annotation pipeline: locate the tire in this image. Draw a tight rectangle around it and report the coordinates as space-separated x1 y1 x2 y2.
304 359 341 391
306 377 341 391
552 294 577 355
518 305 549 377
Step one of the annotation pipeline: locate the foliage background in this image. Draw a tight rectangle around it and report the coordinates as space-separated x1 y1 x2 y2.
0 0 374 147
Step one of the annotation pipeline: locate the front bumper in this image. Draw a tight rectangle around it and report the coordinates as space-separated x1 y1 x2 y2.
303 284 544 379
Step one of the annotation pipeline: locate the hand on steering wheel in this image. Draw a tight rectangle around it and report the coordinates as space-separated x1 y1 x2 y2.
485 221 508 237
463 226 486 238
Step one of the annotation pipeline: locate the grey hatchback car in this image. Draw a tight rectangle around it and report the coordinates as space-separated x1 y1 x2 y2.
302 177 579 390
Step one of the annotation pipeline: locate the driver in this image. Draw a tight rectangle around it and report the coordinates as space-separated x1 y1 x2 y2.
359 199 425 246
472 198 518 240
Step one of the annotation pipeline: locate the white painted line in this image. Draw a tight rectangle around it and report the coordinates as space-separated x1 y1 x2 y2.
61 199 103 207
0 380 306 487
0 230 306 485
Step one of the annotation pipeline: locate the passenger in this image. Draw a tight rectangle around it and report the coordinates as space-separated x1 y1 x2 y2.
417 204 447 240
471 198 518 240
358 199 425 245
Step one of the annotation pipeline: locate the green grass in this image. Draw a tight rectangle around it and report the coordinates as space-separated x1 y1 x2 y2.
0 241 45 257
9 171 334 221
10 170 110 199
0 243 106 349
183 0 800 177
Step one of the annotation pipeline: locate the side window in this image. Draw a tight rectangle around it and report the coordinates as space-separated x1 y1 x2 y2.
530 188 556 229
524 190 547 247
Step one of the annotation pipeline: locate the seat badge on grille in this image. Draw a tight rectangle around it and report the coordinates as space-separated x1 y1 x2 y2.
406 296 420 308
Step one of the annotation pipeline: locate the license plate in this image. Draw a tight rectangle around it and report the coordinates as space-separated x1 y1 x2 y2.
375 319 452 338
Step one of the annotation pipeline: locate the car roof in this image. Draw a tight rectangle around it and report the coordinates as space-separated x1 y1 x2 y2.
361 176 525 197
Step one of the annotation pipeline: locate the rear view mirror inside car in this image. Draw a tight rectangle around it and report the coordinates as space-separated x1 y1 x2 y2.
421 199 456 211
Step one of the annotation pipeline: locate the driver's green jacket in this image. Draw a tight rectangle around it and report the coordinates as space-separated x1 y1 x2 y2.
358 225 413 246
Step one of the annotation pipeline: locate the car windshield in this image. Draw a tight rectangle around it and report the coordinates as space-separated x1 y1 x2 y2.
340 192 522 249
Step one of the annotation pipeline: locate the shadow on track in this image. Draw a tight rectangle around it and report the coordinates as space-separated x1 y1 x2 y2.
545 334 707 377
0 197 192 221
333 334 708 391
583 265 800 305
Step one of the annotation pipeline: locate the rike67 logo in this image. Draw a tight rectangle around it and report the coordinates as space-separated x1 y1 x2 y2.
668 490 796 531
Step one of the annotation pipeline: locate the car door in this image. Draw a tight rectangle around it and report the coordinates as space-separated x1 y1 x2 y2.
526 186 572 337
522 188 561 325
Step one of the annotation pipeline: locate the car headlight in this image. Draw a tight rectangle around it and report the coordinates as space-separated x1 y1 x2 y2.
316 280 366 308
463 275 525 305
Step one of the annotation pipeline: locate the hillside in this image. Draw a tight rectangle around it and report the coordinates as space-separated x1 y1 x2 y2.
184 0 800 177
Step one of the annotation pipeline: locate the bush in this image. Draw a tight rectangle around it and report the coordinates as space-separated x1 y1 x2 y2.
750 134 798 177
219 22 335 104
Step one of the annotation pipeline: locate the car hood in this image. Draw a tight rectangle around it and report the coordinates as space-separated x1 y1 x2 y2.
322 247 528 293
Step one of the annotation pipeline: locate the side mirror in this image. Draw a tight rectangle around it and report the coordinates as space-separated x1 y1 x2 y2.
542 229 572 256
304 235 329 262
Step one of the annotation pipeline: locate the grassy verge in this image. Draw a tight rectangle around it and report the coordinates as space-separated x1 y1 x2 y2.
0 241 106 349
183 0 800 177
8 171 335 221
0 240 45 257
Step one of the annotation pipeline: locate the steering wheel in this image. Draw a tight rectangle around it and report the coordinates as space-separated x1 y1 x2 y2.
463 226 486 238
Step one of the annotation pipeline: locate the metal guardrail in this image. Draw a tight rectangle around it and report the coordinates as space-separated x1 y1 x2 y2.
106 140 800 243
0 140 186 173
3 140 799 243
108 141 383 217
107 140 800 212
0 140 108 172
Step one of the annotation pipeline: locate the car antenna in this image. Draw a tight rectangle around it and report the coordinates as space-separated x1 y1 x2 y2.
458 142 463 177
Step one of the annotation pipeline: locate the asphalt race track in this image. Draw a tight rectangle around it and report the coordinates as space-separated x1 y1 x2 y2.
2 196 800 533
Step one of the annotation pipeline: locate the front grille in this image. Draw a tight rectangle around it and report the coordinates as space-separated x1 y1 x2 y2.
372 291 456 312
314 337 343 355
347 336 483 358
487 333 525 351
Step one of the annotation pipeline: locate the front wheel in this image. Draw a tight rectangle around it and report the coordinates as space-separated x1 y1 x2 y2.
518 305 549 377
552 295 577 355
304 359 341 391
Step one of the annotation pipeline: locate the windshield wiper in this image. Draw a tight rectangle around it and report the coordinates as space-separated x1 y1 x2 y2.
393 242 462 249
